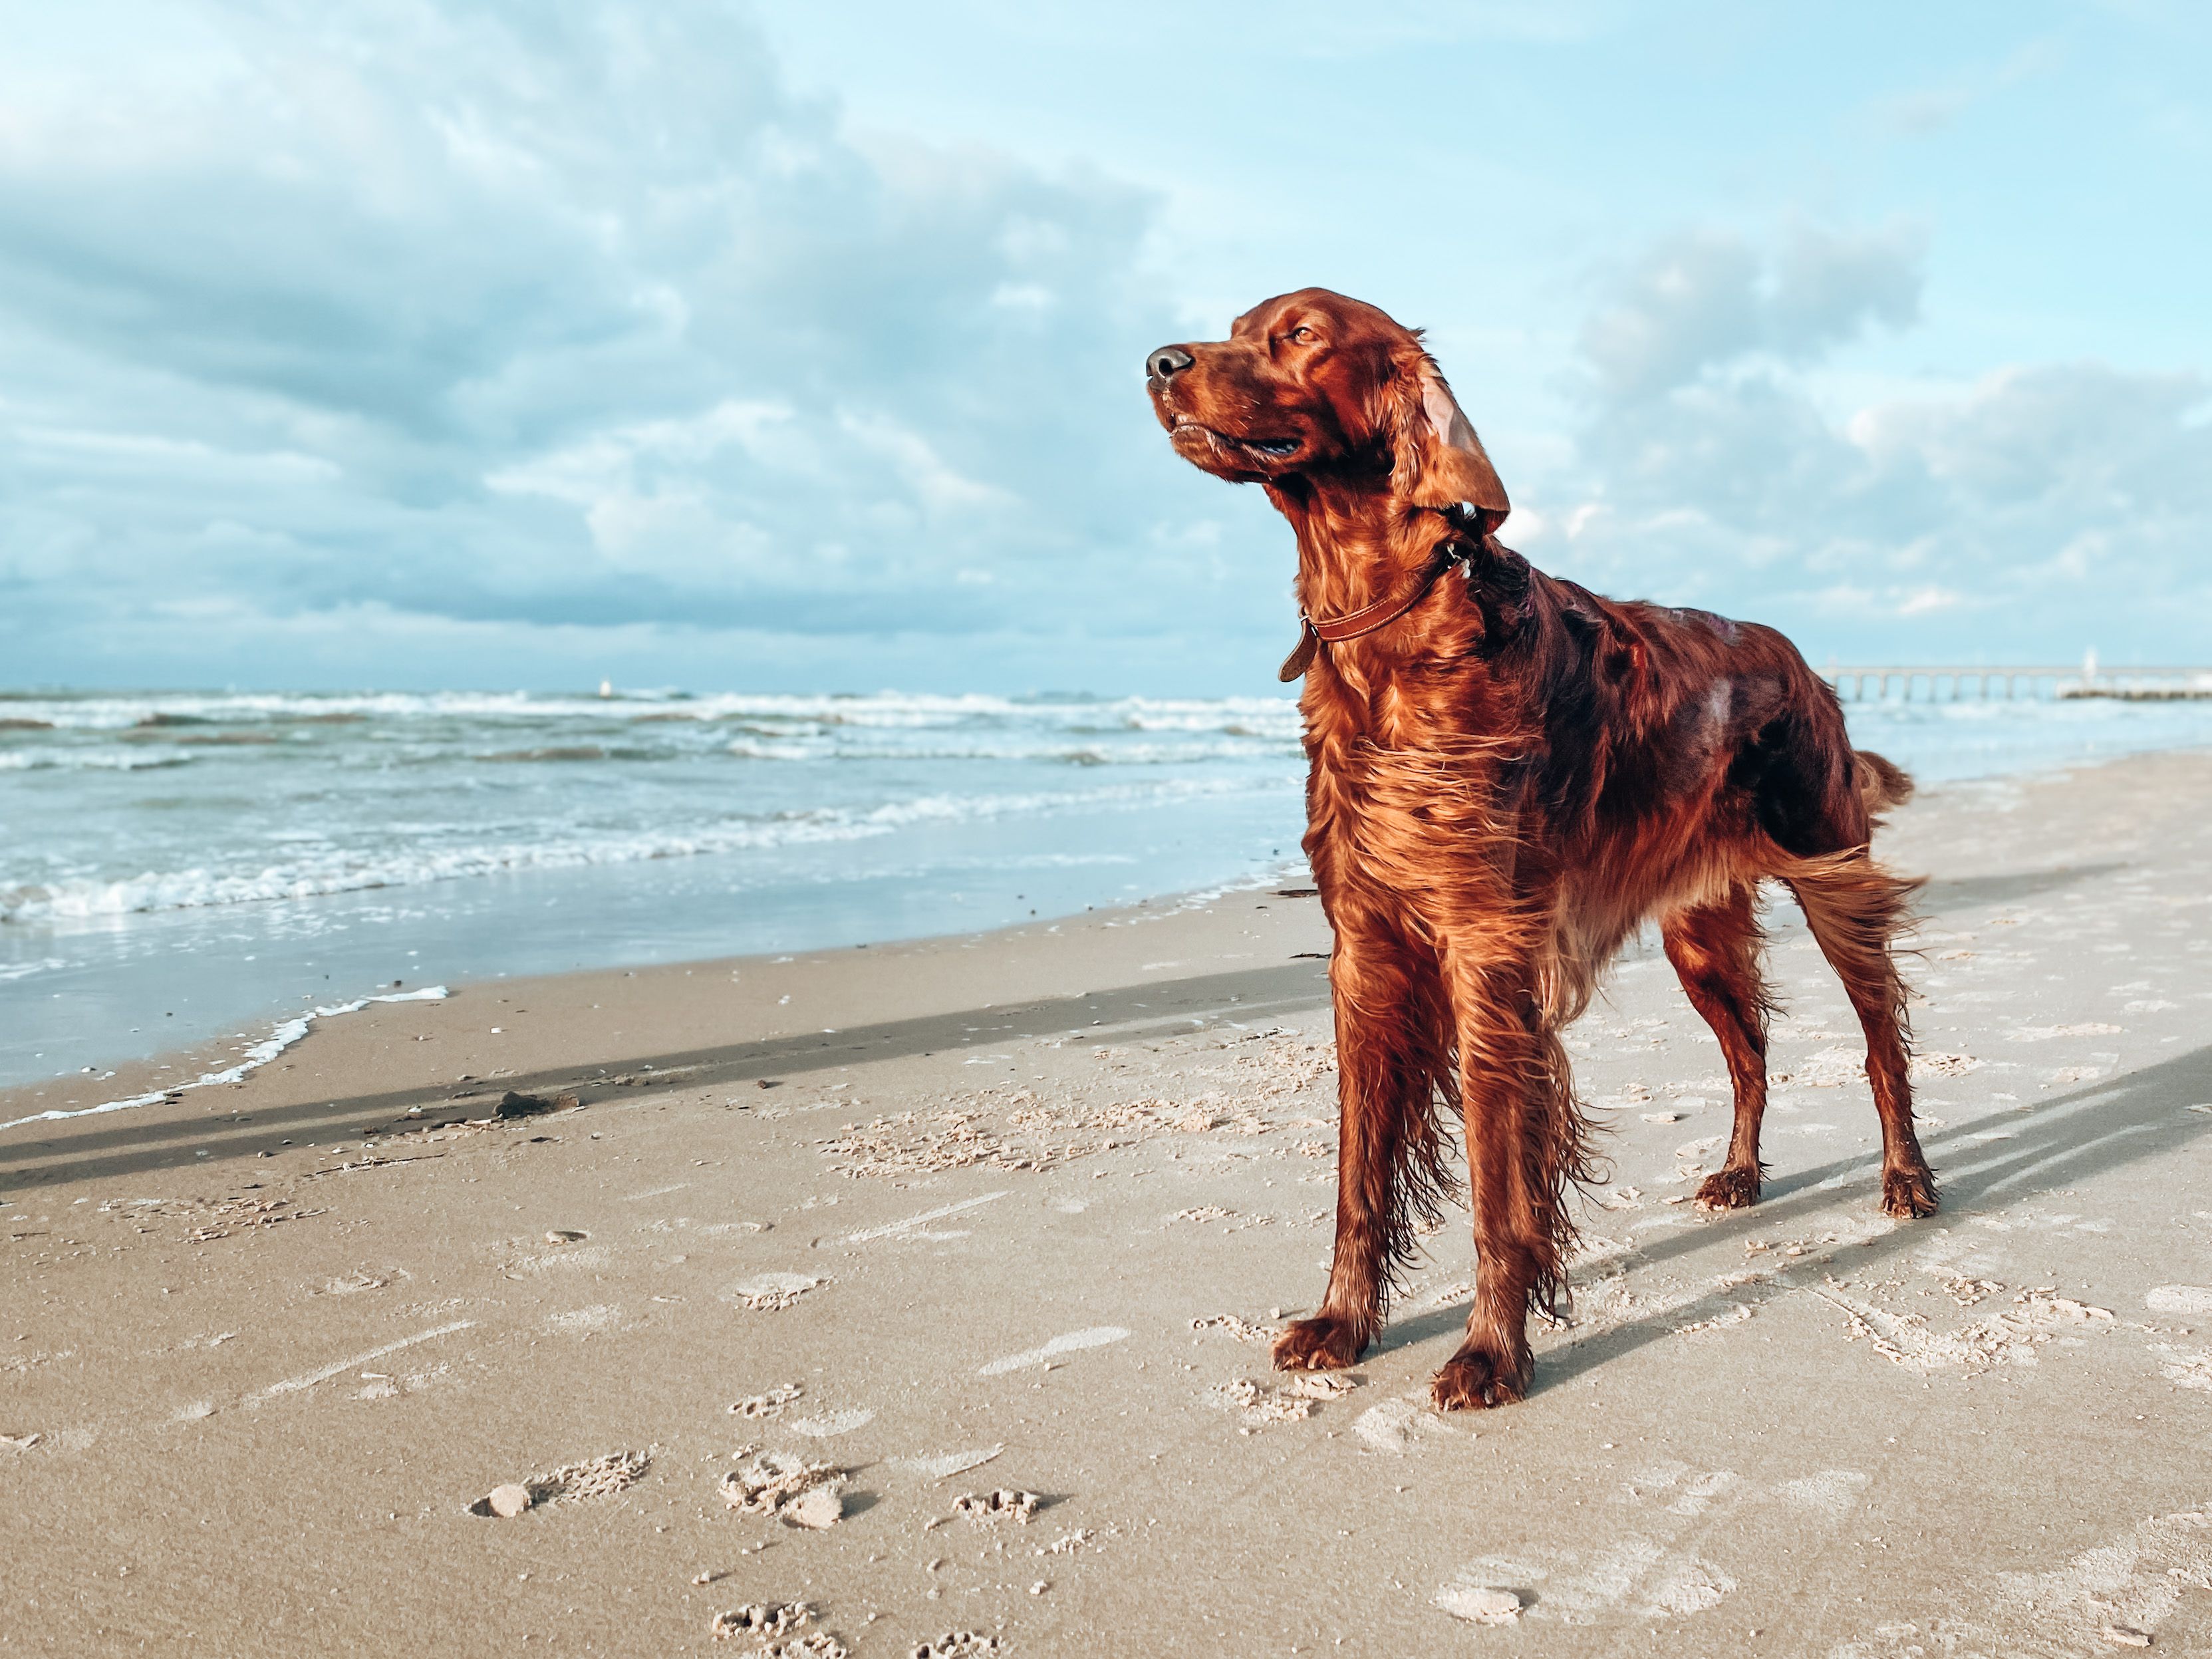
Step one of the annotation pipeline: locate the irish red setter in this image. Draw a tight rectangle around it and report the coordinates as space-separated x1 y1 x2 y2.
1145 289 1933 1409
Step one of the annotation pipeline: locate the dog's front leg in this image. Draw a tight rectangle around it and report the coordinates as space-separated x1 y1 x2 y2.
1431 964 1565 1410
1273 931 1444 1373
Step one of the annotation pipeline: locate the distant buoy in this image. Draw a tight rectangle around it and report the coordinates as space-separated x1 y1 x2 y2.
598 679 613 698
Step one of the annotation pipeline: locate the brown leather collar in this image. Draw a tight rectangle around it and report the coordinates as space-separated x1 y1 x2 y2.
1279 540 1470 682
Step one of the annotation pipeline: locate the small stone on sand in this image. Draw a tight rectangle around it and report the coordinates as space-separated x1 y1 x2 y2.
544 1229 588 1244
785 1485 844 1529
1435 1583 1522 1624
487 1483 532 1518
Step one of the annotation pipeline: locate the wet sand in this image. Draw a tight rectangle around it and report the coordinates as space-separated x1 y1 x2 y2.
5 748 2211 1656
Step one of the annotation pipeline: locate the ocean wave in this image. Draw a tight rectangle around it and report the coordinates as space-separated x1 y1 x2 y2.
0 688 1306 735
0 748 192 771
0 775 1292 924
722 736 1295 765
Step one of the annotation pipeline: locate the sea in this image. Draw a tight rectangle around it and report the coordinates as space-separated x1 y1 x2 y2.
4 685 2210 1094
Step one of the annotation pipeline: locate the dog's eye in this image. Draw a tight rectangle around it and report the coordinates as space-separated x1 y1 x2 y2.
1287 326 1318 345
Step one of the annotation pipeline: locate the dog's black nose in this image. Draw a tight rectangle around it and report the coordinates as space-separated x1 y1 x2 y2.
1147 345 1194 380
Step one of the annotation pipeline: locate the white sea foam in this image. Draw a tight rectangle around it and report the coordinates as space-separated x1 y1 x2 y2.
0 776 1284 924
0 748 192 771
4 688 2206 955
0 986 448 1131
0 688 1308 738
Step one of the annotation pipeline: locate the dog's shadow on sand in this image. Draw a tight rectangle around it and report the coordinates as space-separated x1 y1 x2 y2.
1376 1038 2212 1393
1917 861 2124 913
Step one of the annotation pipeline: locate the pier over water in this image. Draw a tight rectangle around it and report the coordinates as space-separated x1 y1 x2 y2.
1824 655 2212 702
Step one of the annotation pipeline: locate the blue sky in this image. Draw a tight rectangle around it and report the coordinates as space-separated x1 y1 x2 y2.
1 0 2206 694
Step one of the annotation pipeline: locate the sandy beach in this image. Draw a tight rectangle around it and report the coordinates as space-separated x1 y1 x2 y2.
5 746 2211 1657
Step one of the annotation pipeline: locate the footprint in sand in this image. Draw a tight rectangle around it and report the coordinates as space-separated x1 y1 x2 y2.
977 1326 1129 1377
710 1604 849 1655
545 1305 620 1334
471 1449 651 1516
952 1489 1039 1525
730 1384 805 1420
731 1273 827 1312
2153 1347 2212 1390
908 1633 1002 1658
2147 1285 2212 1316
1206 1378 1313 1428
1772 1469 1871 1518
895 1446 1004 1482
1353 1397 1449 1453
787 1409 874 1439
722 1451 845 1523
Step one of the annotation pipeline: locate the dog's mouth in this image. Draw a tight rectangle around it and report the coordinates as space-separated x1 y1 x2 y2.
1169 417 1301 462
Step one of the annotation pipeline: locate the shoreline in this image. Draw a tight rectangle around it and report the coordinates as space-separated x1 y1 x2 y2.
7 734 2210 1106
0 879 1332 1169
5 685 2210 1094
3 746 2211 1654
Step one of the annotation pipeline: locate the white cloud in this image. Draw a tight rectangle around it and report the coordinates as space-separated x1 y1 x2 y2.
0 0 1258 678
1579 220 1924 402
1532 223 2212 658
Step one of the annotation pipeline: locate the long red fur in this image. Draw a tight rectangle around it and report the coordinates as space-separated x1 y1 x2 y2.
1146 289 1936 1409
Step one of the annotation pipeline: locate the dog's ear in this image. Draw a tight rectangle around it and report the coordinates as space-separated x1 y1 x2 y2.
1389 352 1510 530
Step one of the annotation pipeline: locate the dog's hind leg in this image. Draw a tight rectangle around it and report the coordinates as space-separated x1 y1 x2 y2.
1273 928 1454 1373
1663 883 1775 1211
1784 850 1937 1219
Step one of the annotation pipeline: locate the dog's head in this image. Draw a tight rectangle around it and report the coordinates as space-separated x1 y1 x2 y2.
1144 287 1508 530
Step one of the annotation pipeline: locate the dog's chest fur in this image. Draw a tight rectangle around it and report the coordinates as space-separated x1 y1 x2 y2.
1293 559 1763 982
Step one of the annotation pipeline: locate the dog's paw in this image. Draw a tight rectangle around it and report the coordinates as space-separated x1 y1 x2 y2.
1271 1314 1367 1372
1881 1163 1939 1219
1694 1163 1761 1211
1430 1343 1530 1411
